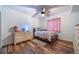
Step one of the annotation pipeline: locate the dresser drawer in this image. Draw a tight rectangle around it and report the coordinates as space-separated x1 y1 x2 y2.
73 42 79 54
74 39 79 46
75 37 79 42
75 26 79 30
14 32 33 45
15 32 25 36
74 46 79 53
14 38 25 44
75 32 79 36
15 36 25 39
24 32 31 35
74 25 79 53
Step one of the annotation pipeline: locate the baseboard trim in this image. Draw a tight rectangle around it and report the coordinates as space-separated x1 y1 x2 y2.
2 43 13 48
59 37 73 42
1 39 13 48
59 39 73 44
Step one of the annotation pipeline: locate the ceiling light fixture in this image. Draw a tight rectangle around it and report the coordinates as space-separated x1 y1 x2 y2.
41 8 45 16
41 13 45 16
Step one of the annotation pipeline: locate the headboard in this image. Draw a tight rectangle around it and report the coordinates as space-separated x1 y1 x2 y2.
33 28 47 37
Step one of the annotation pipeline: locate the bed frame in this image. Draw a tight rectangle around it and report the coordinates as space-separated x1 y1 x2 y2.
33 28 58 44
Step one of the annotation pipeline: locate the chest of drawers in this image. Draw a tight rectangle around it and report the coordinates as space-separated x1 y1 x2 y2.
74 25 79 53
14 32 33 45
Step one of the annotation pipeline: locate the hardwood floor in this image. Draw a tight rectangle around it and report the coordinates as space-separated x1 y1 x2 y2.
0 39 74 54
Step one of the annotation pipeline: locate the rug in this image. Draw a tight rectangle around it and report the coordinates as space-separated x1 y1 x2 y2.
32 39 47 47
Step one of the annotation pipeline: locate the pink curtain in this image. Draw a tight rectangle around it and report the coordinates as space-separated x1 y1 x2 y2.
47 17 61 32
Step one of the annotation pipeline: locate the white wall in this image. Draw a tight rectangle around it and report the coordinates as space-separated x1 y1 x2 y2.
1 6 40 47
40 6 79 42
0 12 1 48
33 17 41 28
0 6 2 48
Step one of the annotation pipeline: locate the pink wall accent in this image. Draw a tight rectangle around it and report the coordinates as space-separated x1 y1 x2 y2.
47 17 61 32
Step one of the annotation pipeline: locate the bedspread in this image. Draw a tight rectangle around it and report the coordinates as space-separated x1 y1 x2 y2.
34 31 56 42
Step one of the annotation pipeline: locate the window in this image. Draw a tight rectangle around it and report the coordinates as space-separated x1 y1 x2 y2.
47 17 61 32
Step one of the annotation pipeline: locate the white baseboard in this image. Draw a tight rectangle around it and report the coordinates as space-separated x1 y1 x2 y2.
2 39 13 47
59 37 73 42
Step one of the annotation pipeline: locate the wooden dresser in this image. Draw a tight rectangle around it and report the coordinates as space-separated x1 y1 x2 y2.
74 25 79 53
14 32 33 45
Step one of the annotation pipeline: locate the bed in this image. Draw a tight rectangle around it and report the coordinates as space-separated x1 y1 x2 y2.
33 28 58 43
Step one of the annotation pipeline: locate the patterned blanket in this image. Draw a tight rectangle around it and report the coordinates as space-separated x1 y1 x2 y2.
35 31 56 42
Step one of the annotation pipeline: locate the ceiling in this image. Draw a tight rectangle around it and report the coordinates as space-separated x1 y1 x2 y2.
4 5 72 17
72 5 79 12
21 5 66 17
3 5 79 18
21 5 65 12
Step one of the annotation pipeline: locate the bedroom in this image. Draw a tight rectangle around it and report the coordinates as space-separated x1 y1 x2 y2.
0 5 79 54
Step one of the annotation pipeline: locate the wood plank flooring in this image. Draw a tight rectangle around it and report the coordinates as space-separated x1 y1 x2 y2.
0 39 74 54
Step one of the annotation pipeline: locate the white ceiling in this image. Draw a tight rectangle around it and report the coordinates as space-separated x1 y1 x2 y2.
3 5 37 16
30 5 72 17
3 5 75 17
72 5 79 12
21 5 65 13
21 5 67 17
3 5 66 17
49 5 72 14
